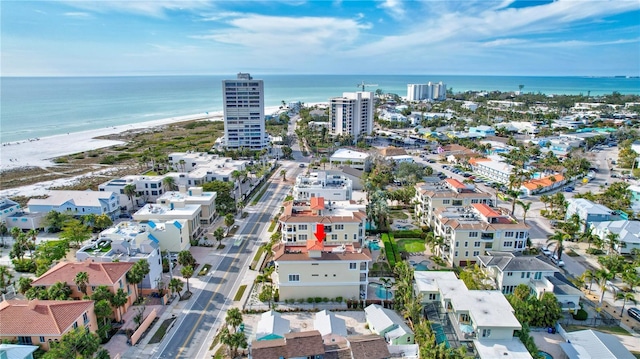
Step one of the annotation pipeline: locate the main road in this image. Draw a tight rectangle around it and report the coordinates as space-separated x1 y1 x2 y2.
151 160 302 358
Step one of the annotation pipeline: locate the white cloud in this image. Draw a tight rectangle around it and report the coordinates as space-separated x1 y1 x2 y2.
378 0 405 20
63 12 92 18
58 0 213 17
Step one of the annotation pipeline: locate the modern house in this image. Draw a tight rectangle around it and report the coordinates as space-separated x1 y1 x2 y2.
413 178 493 229
255 310 290 341
520 174 566 196
167 152 249 186
222 73 269 150
4 212 44 231
559 329 635 359
133 201 202 242
30 260 136 321
329 92 374 142
566 198 615 231
469 126 496 137
98 175 167 211
364 304 414 345
0 343 39 359
314 310 347 343
0 300 98 351
27 190 120 220
157 187 217 225
329 148 371 171
292 171 353 201
591 220 640 255
432 203 530 266
0 198 21 223
76 221 164 289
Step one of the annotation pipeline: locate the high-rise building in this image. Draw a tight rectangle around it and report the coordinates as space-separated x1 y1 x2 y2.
407 81 446 101
329 91 374 142
222 73 268 150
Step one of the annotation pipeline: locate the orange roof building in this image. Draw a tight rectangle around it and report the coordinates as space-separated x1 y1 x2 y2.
0 299 98 350
520 174 566 195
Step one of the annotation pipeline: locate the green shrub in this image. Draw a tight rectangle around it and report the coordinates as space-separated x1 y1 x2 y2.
573 309 588 321
586 248 604 255
308 297 314 304
381 234 396 267
13 258 37 273
314 297 322 303
393 229 424 238
53 157 68 164
100 155 117 165
335 296 343 303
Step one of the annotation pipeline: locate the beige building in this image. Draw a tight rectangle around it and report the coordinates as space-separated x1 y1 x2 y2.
414 179 493 228
0 299 98 351
134 201 202 241
433 203 529 267
273 197 371 301
157 186 217 225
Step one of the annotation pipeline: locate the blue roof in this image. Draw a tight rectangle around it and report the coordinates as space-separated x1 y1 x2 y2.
148 234 159 244
148 221 156 228
173 221 182 229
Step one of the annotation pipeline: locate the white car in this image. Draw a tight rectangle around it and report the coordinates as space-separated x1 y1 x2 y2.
552 254 565 267
541 246 552 256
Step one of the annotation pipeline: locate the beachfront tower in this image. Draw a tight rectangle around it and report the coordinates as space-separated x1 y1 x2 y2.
329 91 374 144
222 73 269 150
407 82 446 101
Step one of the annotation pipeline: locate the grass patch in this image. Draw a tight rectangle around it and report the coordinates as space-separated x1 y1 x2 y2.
396 238 426 253
250 246 265 270
198 264 211 276
565 325 632 336
389 211 409 220
148 317 176 344
143 170 158 176
234 284 247 301
268 220 277 232
251 181 270 206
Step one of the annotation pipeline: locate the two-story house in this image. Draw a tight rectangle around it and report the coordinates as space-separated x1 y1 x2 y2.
133 201 202 241
157 186 217 225
0 300 98 351
591 220 640 255
98 175 167 211
432 203 529 267
292 171 353 201
566 198 616 232
27 190 120 220
273 197 371 301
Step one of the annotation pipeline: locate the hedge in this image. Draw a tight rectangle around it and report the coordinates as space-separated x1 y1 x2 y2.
381 234 396 267
392 229 425 239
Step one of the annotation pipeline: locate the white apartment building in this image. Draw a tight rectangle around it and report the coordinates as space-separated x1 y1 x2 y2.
469 156 514 184
133 201 202 243
329 148 371 171
414 179 493 229
292 171 353 201
406 82 446 101
0 198 21 223
329 92 374 142
157 186 217 225
28 190 120 220
76 222 163 289
99 175 167 211
168 152 248 173
222 72 269 150
433 203 529 267
273 197 370 300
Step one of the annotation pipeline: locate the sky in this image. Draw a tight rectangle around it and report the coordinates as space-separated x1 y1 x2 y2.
2 0 639 77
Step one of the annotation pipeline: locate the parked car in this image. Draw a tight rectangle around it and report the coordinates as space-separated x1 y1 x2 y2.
564 187 574 192
541 246 552 256
299 163 305 168
427 159 436 163
628 307 640 322
552 254 565 267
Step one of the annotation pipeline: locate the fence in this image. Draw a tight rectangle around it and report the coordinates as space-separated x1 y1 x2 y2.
560 317 620 327
130 308 157 345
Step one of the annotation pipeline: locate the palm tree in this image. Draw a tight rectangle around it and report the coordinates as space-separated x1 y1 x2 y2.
595 269 613 304
615 292 637 317
181 265 194 293
74 271 89 296
517 200 532 224
224 214 235 236
582 270 597 293
0 265 13 293
111 288 129 322
606 232 620 256
280 169 287 182
163 176 176 191
178 159 186 172
0 222 7 247
123 184 137 211
169 278 184 300
547 231 570 261
225 307 243 332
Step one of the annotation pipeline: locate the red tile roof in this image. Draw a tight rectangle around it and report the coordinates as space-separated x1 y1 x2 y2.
445 178 466 190
522 174 565 190
0 299 94 336
310 197 325 210
472 203 500 218
32 260 133 287
307 239 324 251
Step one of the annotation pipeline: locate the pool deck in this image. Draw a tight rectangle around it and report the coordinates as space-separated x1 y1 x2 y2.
531 331 565 359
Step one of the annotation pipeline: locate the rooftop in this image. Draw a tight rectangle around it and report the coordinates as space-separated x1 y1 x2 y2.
331 148 370 160
473 338 533 359
134 202 201 217
568 198 613 215
477 252 558 272
32 260 133 287
560 329 635 359
28 190 117 207
279 199 366 223
435 205 528 230
272 242 371 262
522 174 565 190
0 299 94 336
592 220 640 244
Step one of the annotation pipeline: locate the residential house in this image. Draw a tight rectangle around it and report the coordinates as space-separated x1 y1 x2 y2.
314 310 347 344
469 126 496 137
432 203 529 266
330 167 364 191
0 343 38 359
157 186 217 225
364 304 414 345
76 221 163 289
462 101 479 112
520 174 565 196
566 198 616 231
133 201 202 242
469 156 514 184
0 198 21 223
27 190 120 220
413 178 493 229
98 175 166 211
333 335 392 359
250 330 325 359
5 212 44 231
330 148 371 171
559 329 635 359
255 310 291 341
473 338 533 359
293 171 353 201
273 197 370 300
591 220 640 255
0 300 98 351
30 260 136 321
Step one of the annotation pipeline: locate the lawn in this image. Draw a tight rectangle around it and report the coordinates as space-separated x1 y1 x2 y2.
389 211 409 220
396 238 426 253
565 325 632 336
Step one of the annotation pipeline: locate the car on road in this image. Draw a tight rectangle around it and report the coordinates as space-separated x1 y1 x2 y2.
628 307 640 322
427 159 436 163
551 254 565 267
564 187 574 192
299 163 305 168
541 246 552 256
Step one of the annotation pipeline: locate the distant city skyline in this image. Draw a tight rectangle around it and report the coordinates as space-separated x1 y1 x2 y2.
2 0 639 77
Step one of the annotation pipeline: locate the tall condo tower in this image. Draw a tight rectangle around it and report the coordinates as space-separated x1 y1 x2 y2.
407 82 447 101
329 91 374 143
222 73 268 150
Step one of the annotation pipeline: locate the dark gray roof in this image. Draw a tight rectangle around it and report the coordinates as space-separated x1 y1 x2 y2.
478 252 557 272
547 272 582 297
340 166 364 178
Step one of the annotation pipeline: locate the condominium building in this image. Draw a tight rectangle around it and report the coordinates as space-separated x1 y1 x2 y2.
273 197 371 300
222 72 269 150
133 201 202 243
27 190 120 220
414 179 493 228
157 187 217 225
432 203 529 267
292 171 353 201
468 156 514 184
329 92 374 141
406 82 446 101
329 148 371 171
99 175 167 211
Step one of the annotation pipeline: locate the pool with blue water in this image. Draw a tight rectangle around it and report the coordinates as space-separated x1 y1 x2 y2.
369 282 393 300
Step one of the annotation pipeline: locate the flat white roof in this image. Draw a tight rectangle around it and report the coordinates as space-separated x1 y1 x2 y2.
474 338 533 359
331 148 370 160
452 291 521 329
414 271 459 293
134 203 200 217
29 190 116 207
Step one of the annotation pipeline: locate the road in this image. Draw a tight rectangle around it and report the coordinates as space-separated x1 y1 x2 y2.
152 162 301 358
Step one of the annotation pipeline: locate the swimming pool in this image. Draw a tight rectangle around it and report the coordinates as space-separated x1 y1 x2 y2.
538 351 553 359
369 282 393 300
412 260 431 271
431 323 450 348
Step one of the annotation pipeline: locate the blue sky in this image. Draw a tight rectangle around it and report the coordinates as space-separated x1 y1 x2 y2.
2 0 639 76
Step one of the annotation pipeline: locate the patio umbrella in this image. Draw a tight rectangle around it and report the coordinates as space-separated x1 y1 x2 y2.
459 324 474 334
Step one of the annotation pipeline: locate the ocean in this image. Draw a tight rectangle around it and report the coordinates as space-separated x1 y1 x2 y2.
2 74 639 143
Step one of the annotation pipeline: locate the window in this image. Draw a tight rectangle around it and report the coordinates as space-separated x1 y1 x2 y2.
469 232 478 237
428 293 437 300
474 241 481 247
288 274 300 282
17 336 32 345
482 329 491 338
298 234 307 241
39 336 45 343
349 263 357 269
83 312 89 324
473 251 479 256
507 272 513 277
464 241 468 247
464 251 469 257
344 234 348 240
504 241 513 247
534 272 542 280
73 322 78 329
335 224 344 230
526 272 531 278
521 272 526 278
443 199 450 204
298 225 307 230
471 199 479 204
505 231 514 237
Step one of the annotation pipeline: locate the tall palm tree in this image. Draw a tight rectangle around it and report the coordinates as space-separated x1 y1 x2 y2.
606 232 620 256
123 184 137 211
615 292 637 317
595 269 613 304
181 265 194 293
162 176 176 192
169 278 184 300
74 271 89 296
517 200 532 224
280 169 287 181
0 265 13 293
111 288 129 322
582 270 597 293
379 277 393 301
547 231 570 261
225 307 243 332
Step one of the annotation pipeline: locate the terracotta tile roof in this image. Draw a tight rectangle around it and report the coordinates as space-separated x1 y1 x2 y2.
273 243 372 262
469 157 491 165
348 334 391 359
444 178 466 190
472 203 500 217
32 260 133 287
285 330 325 357
0 299 94 336
306 239 325 251
379 146 407 157
310 197 325 210
522 174 565 190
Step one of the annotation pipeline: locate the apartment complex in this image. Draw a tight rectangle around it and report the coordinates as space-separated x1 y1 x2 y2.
292 171 353 201
99 175 167 211
432 203 529 267
133 202 202 243
329 148 371 171
329 92 374 141
157 187 217 225
27 190 120 220
406 82 447 101
414 179 493 229
273 197 371 300
222 72 268 150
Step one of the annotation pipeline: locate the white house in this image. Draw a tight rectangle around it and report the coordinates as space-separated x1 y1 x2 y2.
314 310 347 344
591 220 640 255
27 190 120 220
364 304 414 345
330 148 371 171
255 310 290 341
566 198 616 231
560 329 635 359
157 187 217 225
292 171 353 201
0 198 21 223
133 201 201 246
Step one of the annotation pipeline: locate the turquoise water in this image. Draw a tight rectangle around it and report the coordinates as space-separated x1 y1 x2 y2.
413 260 430 271
432 323 450 348
538 351 553 359
2 75 639 142
369 282 393 300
